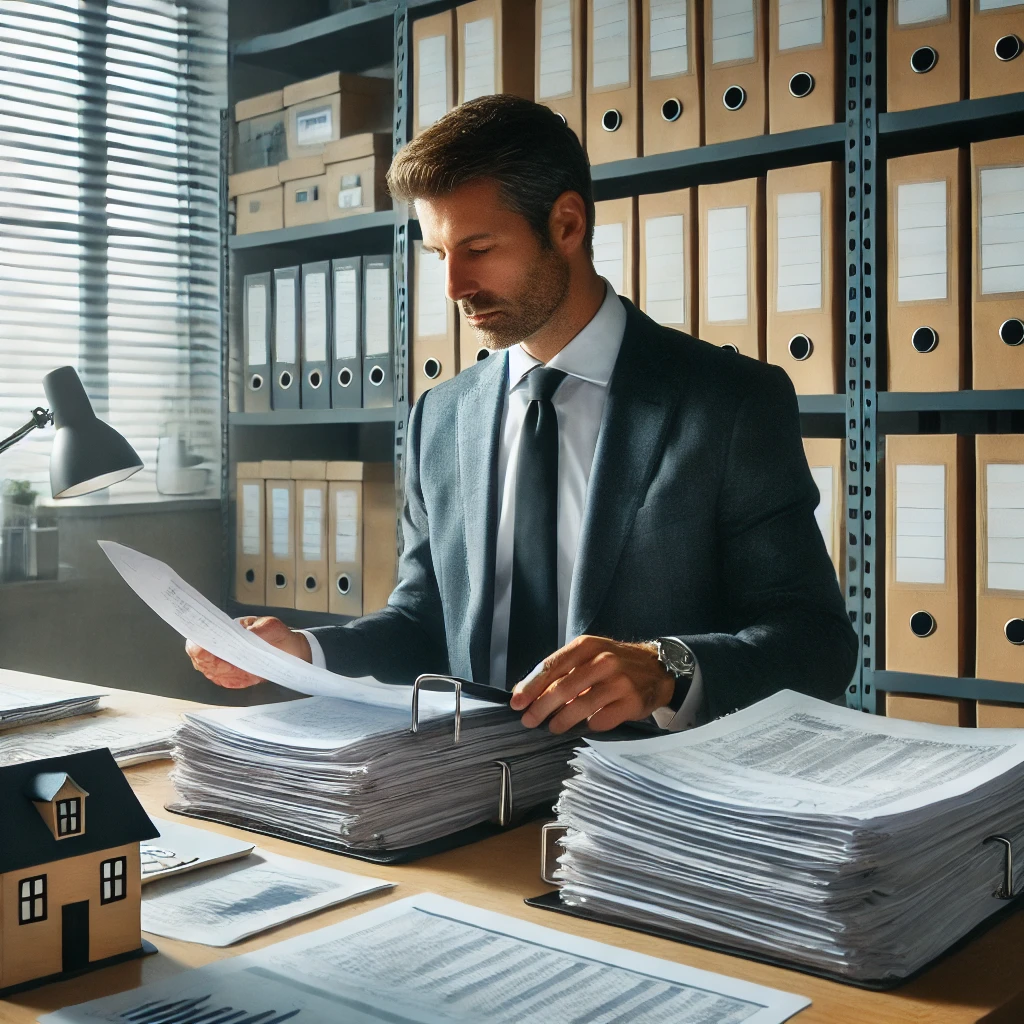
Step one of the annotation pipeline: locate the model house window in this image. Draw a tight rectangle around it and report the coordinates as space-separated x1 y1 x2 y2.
57 797 82 836
100 857 127 904
18 875 46 923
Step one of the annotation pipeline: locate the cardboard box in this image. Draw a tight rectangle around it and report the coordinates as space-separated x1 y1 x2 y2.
235 89 283 122
285 77 392 159
277 154 326 183
235 186 283 235
977 702 1024 728
228 166 279 199
235 109 287 173
283 174 328 228
282 71 391 108
322 132 392 165
325 155 390 219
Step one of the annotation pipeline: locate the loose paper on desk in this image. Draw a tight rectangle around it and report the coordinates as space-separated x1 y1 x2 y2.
141 815 254 884
0 669 105 729
44 894 810 1024
141 849 392 946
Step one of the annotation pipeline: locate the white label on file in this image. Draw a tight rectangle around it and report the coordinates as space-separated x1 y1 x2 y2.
241 483 261 557
706 205 748 323
335 488 359 564
712 0 756 65
895 464 946 585
645 214 685 325
897 180 948 303
271 487 290 559
295 105 333 146
334 266 358 361
987 463 1024 592
275 276 296 363
416 245 448 339
539 0 574 99
896 0 949 25
417 34 449 127
809 466 833 559
245 281 267 367
592 0 631 89
649 0 688 79
593 222 625 296
302 488 322 561
463 18 496 101
778 0 823 50
364 266 391 357
776 191 823 313
303 271 327 363
980 166 1024 296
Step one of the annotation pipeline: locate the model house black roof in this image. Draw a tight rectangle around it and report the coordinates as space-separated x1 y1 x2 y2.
2 747 159 875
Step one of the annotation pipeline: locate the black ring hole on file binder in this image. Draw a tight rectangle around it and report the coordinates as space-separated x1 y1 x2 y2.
601 109 622 132
789 72 815 98
368 365 386 387
910 46 937 74
338 367 354 387
476 348 490 362
274 573 286 589
278 370 293 390
912 326 939 354
999 319 1024 347
995 34 1022 62
303 575 317 593
722 86 746 111
789 335 813 361
308 370 322 389
249 374 263 392
910 610 936 638
244 569 255 584
661 98 682 122
423 358 441 380
721 343 739 354
1004 619 1024 645
336 573 351 595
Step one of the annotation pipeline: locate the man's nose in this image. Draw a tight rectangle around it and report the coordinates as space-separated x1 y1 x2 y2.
445 256 477 303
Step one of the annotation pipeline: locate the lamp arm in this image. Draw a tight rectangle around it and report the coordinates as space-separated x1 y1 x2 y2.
0 408 53 457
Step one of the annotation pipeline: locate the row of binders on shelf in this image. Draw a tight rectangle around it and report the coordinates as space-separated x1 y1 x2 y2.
885 690 1024 729
231 71 393 235
887 0 1024 112
887 138 1024 392
414 0 843 163
242 256 394 412
883 434 1024 691
233 460 396 617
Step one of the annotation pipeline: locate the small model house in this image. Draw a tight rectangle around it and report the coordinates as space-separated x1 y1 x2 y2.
0 747 159 995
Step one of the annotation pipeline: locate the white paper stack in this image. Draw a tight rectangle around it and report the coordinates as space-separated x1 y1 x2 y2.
0 676 103 730
169 687 580 854
553 690 1024 983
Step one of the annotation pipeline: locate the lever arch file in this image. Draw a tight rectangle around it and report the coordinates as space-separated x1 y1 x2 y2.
243 272 272 413
300 261 331 410
362 255 394 409
272 266 301 411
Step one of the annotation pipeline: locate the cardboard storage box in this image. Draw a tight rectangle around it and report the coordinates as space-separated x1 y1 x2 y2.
234 93 287 173
324 133 392 219
284 73 392 159
235 186 283 234
283 174 328 228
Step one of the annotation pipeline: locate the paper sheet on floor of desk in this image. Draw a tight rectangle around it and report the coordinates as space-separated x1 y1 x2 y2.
140 847 392 946
100 539 408 702
45 893 811 1024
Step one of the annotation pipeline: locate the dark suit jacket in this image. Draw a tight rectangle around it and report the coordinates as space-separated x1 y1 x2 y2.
310 298 858 720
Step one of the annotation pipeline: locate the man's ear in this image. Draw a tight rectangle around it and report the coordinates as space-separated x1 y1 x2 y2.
548 190 589 256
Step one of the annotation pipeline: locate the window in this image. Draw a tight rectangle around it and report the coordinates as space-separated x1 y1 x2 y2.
100 856 127 903
0 0 226 509
18 875 47 923
57 796 82 836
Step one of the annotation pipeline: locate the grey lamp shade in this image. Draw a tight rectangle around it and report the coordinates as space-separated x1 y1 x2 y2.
43 366 144 498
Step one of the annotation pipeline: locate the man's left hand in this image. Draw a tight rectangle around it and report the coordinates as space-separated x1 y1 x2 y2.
509 635 675 734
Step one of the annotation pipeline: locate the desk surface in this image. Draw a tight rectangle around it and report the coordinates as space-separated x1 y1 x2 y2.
1 674 1023 1024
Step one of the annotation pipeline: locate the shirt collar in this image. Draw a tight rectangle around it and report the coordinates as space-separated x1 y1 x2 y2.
506 280 626 392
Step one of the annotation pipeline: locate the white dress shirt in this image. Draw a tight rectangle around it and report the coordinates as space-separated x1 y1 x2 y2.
304 282 702 730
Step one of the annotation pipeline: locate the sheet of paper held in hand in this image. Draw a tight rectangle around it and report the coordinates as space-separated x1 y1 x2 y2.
43 894 811 1024
98 541 481 721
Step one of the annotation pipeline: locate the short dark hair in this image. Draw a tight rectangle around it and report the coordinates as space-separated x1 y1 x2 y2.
387 94 595 257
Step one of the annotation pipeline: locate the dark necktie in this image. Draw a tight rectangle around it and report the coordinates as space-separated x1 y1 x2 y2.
505 366 568 689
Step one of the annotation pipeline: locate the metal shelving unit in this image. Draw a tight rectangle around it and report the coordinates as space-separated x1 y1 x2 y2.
228 211 395 253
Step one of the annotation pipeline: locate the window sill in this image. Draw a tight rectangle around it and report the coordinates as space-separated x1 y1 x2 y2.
47 497 221 519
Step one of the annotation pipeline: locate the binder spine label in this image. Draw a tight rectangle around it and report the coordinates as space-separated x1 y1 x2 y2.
463 18 497 101
649 0 689 78
645 214 686 325
302 488 323 561
304 271 328 362
706 205 749 323
712 0 755 65
897 180 948 303
980 166 1024 296
275 277 297 363
336 488 359 562
986 463 1024 591
539 0 574 99
418 34 449 128
364 267 392 357
776 190 823 313
778 0 823 50
334 266 359 360
896 0 950 26
246 281 267 366
272 487 291 558
416 245 449 338
593 221 625 295
895 463 946 585
592 0 631 88
242 484 261 556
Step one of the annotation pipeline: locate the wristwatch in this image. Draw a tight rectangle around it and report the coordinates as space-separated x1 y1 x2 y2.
655 637 697 713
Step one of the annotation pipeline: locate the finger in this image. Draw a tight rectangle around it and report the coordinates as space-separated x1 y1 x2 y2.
236 616 258 628
547 676 634 735
510 635 603 709
520 652 621 728
585 698 636 733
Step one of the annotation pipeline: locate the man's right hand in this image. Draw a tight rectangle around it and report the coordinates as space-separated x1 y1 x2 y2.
185 615 313 689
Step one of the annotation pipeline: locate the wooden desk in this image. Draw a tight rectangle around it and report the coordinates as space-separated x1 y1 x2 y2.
1 679 1020 1024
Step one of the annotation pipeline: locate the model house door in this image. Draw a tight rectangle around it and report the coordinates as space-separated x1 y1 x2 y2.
61 900 89 972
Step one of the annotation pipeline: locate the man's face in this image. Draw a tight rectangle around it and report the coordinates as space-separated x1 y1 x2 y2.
416 179 571 350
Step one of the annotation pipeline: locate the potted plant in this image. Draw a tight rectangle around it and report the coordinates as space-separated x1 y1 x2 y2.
2 479 37 526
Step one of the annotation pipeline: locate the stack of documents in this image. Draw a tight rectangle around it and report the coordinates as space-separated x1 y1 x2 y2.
553 690 1024 983
169 688 580 854
43 894 811 1024
0 675 103 729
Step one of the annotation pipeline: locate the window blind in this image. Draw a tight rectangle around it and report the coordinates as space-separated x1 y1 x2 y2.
0 0 226 506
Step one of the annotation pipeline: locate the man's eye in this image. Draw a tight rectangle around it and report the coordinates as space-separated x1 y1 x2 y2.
468 248 492 256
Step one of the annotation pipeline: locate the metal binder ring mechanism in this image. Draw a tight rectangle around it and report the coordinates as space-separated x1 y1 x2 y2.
541 822 569 886
410 674 464 744
984 835 1015 900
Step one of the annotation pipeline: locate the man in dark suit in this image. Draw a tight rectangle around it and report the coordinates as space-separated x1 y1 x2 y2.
189 95 857 734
